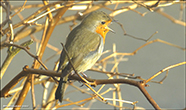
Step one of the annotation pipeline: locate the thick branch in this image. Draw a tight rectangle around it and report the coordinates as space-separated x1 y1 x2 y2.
1 66 160 109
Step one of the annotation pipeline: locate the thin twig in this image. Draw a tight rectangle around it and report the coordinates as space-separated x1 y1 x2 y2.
145 61 186 83
11 0 27 18
31 74 36 110
0 40 34 79
155 8 186 26
89 69 134 77
100 38 185 62
3 42 48 70
112 44 123 109
132 0 160 12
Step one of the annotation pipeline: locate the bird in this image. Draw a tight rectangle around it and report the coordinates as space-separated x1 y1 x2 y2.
55 11 114 102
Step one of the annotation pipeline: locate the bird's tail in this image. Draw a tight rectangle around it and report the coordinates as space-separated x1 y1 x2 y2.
55 75 69 102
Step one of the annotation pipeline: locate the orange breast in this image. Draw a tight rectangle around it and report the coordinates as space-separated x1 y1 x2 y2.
96 20 111 43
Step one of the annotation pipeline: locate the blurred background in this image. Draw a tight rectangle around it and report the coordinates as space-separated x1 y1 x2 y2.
1 1 185 109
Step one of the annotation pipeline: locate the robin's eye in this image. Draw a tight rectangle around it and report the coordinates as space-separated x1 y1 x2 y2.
101 21 105 24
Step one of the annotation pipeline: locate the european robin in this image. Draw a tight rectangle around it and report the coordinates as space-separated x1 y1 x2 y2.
55 11 114 102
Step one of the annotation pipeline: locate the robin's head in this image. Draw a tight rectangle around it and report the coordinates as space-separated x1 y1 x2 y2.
80 11 114 42
82 11 111 24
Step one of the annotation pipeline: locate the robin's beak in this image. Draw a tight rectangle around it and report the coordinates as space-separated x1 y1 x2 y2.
107 26 115 33
105 21 115 33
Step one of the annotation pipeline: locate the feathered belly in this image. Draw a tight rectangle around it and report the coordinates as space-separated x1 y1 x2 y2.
76 39 104 72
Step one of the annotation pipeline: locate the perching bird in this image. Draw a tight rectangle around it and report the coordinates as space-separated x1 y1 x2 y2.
55 11 114 102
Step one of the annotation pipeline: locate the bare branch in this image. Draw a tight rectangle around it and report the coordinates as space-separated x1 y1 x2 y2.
145 61 186 83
